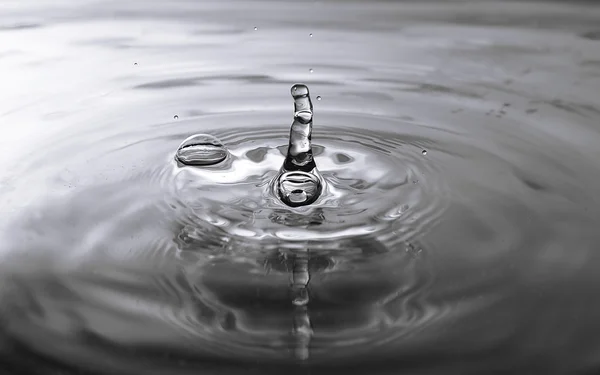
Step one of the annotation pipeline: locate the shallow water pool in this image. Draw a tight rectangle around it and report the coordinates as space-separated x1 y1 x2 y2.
1 1 600 374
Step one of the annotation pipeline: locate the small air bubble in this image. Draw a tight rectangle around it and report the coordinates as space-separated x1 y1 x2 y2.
254 27 258 31
133 62 138 65
309 69 313 73
174 115 179 120
316 96 321 101
309 33 313 37
422 150 427 155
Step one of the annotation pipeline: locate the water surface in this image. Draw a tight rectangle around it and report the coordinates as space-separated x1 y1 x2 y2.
1 1 600 374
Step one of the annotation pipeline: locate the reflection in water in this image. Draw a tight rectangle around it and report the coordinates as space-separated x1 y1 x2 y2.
288 249 313 360
1 0 600 375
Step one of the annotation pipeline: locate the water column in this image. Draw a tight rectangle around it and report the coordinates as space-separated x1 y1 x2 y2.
274 84 324 360
275 84 323 207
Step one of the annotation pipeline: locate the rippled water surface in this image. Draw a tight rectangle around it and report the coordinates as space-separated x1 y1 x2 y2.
1 1 600 374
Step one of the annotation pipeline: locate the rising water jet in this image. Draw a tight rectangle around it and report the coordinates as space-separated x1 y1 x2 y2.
274 83 324 208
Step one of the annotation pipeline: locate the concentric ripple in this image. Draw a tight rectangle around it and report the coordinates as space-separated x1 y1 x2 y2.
2 97 600 371
0 111 456 369
171 122 448 245
2 98 597 370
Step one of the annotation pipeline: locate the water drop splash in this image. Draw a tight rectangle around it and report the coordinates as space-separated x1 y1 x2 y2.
175 134 229 166
277 171 321 207
274 84 324 207
288 249 313 360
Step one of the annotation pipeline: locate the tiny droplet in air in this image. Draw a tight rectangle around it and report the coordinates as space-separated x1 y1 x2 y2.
422 150 427 155
175 134 229 166
309 33 313 37
133 62 138 65
309 69 313 73
254 27 258 31
174 115 179 120
316 96 322 101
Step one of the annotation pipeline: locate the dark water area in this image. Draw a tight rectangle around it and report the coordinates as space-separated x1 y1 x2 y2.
1 1 600 374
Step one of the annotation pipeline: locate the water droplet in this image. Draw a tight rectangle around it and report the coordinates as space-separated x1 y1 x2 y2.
309 68 313 73
291 84 308 97
254 26 258 31
133 62 138 65
422 150 427 155
316 96 322 101
173 115 179 120
175 134 229 166
309 33 313 37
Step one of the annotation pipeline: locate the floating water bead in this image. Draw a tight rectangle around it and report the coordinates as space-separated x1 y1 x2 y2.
175 134 229 166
